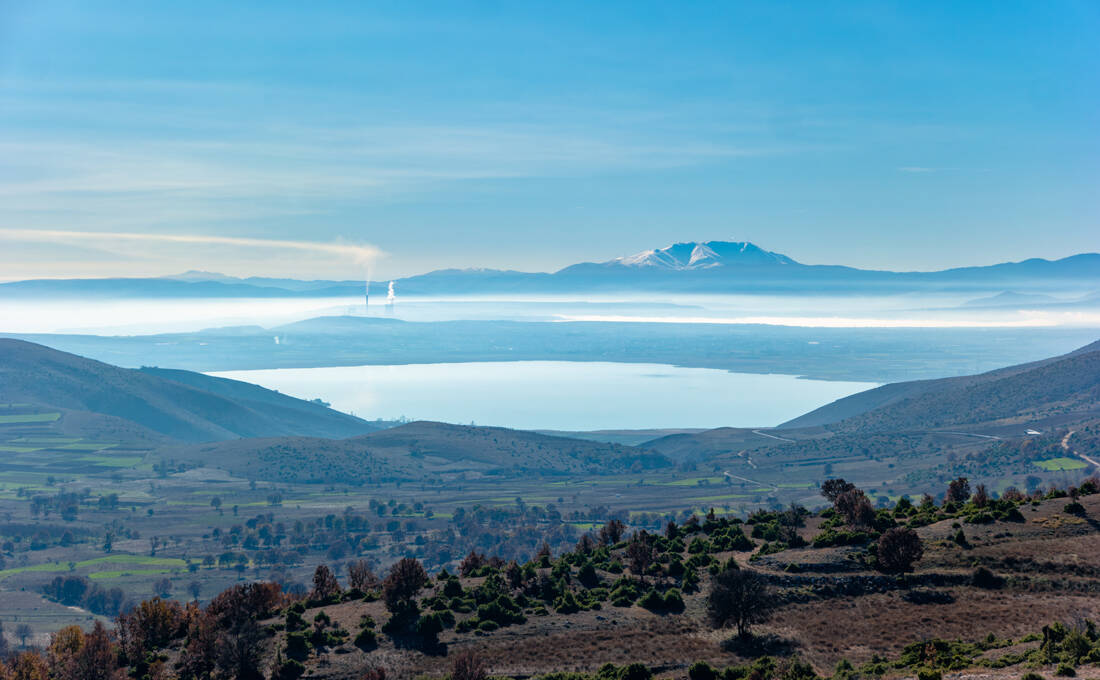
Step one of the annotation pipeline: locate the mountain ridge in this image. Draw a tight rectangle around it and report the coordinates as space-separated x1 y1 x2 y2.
2 241 1098 297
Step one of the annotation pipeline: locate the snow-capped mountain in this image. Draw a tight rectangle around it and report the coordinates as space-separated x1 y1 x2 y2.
609 241 797 270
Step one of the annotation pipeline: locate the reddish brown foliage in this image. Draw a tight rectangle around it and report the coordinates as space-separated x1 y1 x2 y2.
382 557 428 612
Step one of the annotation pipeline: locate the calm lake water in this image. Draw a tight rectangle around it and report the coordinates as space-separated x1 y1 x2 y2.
210 361 878 431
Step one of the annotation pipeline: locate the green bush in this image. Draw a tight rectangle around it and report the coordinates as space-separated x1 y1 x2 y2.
1055 664 1075 677
663 588 684 612
689 661 718 680
554 590 583 614
619 663 652 680
284 632 310 660
274 658 305 680
353 628 377 650
285 609 306 632
441 577 463 598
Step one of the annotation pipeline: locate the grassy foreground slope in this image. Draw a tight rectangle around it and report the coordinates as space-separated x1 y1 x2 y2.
11 478 1100 680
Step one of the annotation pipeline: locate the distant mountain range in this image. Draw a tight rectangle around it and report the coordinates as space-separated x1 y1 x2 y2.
2 240 1099 297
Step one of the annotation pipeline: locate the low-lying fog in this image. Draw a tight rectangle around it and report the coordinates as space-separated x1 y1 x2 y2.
3 291 1099 335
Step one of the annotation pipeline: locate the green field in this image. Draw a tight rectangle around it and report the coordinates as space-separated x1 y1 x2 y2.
665 477 727 486
1034 457 1087 471
0 554 187 580
62 442 117 451
0 412 61 424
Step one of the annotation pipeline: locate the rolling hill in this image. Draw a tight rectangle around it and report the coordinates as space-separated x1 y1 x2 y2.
164 420 671 483
780 339 1100 431
639 339 1100 489
0 338 382 442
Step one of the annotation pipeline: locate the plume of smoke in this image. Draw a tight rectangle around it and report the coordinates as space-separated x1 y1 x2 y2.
386 281 396 304
0 228 383 268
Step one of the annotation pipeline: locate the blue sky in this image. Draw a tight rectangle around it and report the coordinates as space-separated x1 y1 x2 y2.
0 1 1097 279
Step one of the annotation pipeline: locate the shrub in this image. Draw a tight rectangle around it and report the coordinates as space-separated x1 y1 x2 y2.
284 632 310 660
1021 673 1045 680
638 589 664 611
689 661 718 680
285 609 306 632
577 562 600 588
972 567 1004 589
1064 502 1086 516
1055 664 1075 677
555 590 583 614
664 588 685 612
274 658 305 680
916 669 942 680
620 663 652 680
876 527 924 573
353 628 377 650
442 577 463 598
416 612 445 643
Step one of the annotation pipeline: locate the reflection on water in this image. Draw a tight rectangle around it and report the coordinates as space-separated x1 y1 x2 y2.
210 361 879 431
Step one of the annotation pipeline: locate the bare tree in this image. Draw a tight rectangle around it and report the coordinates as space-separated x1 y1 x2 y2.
451 650 488 680
707 568 773 639
15 622 33 648
347 559 378 592
835 488 875 529
821 478 856 504
310 564 342 601
625 532 656 581
971 484 990 508
598 519 626 546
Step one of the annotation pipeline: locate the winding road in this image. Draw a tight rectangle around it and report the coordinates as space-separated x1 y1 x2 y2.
1063 430 1100 469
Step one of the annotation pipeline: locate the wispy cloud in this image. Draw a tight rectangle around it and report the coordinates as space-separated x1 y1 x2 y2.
0 229 383 279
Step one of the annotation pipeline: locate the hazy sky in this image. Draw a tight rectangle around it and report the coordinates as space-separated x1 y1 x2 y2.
1 1 1098 279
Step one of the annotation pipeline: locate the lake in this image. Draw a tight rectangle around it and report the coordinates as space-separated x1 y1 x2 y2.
210 361 878 431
